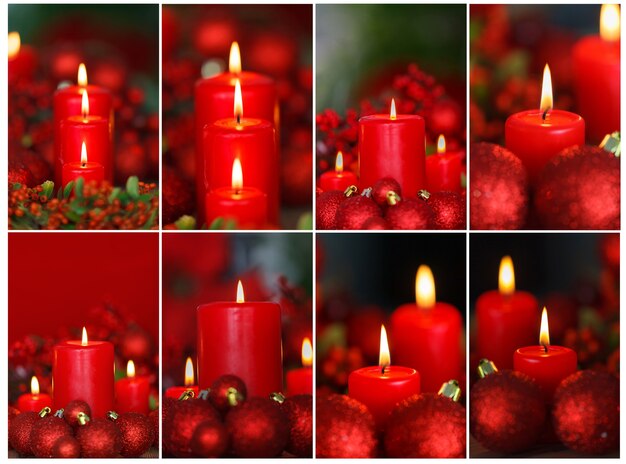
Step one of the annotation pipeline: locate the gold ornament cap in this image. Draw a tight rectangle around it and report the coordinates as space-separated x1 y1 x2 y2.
107 411 119 421
386 191 401 205
53 409 64 418
197 389 210 400
77 412 91 426
178 390 195 401
226 387 243 406
38 406 51 418
418 190 431 201
477 358 499 378
600 132 621 157
437 380 461 402
344 185 358 197
270 392 286 404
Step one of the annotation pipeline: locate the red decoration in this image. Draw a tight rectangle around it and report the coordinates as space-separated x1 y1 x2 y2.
208 374 247 414
281 395 312 458
76 418 122 458
63 399 92 428
115 363 150 415
51 435 81 458
8 411 38 456
336 195 382 230
385 198 433 230
30 416 72 458
362 216 389 230
190 419 229 458
423 191 466 230
114 412 155 458
163 399 220 458
149 409 159 448
371 177 402 207
316 190 345 230
119 328 153 362
162 166 194 224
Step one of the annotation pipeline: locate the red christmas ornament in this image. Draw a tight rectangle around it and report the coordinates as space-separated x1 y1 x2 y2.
385 393 466 458
225 397 289 458
113 412 155 458
208 374 247 414
76 417 122 458
371 177 402 207
162 166 194 225
336 195 382 229
51 435 81 458
160 397 176 453
30 415 72 458
190 419 229 458
19 151 52 186
163 399 220 458
421 191 466 229
470 142 528 230
281 395 312 458
385 198 433 230
63 399 91 428
361 216 389 230
8 411 38 456
8 406 20 445
535 145 620 230
316 190 346 230
553 370 619 455
149 409 159 447
8 160 35 187
316 394 377 458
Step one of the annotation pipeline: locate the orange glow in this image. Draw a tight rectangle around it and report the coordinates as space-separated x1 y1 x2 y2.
77 63 88 86
390 98 397 120
415 265 436 309
498 256 515 296
379 325 391 368
229 41 242 74
301 338 313 367
8 32 20 59
437 135 446 154
335 151 344 174
80 142 88 165
540 64 553 115
81 327 88 346
184 357 195 386
539 307 550 348
231 158 243 191
81 91 89 118
600 5 620 41
234 79 243 122
127 360 136 378
236 280 245 303
31 376 40 395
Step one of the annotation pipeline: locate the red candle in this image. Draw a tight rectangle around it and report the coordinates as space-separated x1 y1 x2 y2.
319 151 358 192
52 327 114 418
389 265 462 392
61 141 105 188
8 32 37 84
115 360 150 415
505 64 585 184
572 5 620 142
16 376 52 413
53 64 113 184
349 325 420 430
197 281 282 397
426 135 464 193
359 99 426 198
165 357 200 400
514 307 577 401
205 157 268 229
476 256 540 369
195 42 278 225
286 338 313 396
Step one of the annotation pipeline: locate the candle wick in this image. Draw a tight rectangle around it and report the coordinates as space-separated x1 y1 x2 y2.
381 365 386 375
236 114 241 125
81 162 86 168
542 109 549 121
543 344 548 353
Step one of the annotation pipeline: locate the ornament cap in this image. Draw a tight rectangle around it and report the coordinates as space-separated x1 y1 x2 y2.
344 185 358 197
386 191 401 205
77 412 90 426
38 406 51 418
197 389 210 400
477 358 499 378
270 392 286 404
178 390 195 401
361 187 373 198
106 411 119 421
54 409 64 418
438 380 461 402
418 189 431 201
226 387 243 406
599 132 621 157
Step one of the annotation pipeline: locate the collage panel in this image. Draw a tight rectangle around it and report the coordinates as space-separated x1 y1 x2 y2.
8 4 160 230
316 233 467 458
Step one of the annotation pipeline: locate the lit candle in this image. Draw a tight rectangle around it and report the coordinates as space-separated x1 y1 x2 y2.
114 360 150 414
349 325 420 430
505 64 585 184
318 151 358 192
61 141 105 188
475 256 540 369
16 376 52 413
165 357 200 400
286 338 313 396
514 307 578 401
389 266 462 392
425 135 464 193
572 5 620 141
8 32 37 84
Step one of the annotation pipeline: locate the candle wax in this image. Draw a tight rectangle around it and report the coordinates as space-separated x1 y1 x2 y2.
115 375 150 414
514 345 577 401
205 186 268 230
286 367 313 396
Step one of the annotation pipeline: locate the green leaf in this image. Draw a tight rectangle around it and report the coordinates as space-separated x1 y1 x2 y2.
63 181 74 199
142 210 158 230
208 217 224 230
108 187 121 203
126 176 139 199
40 181 54 199
297 213 313 230
74 177 84 199
224 219 238 230
175 215 196 230
65 210 82 223
12 183 22 190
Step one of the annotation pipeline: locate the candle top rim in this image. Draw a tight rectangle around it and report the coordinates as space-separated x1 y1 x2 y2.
197 300 280 308
210 185 267 197
54 84 112 96
64 160 104 168
197 70 275 87
64 114 108 124
209 117 273 131
359 113 423 123
507 109 583 127
353 365 418 377
516 345 575 355
57 339 112 348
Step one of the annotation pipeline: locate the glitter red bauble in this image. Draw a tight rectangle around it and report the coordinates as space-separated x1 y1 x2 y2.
316 190 345 229
30 416 72 458
534 146 620 230
149 409 159 447
19 151 51 186
76 418 122 458
337 195 382 230
8 406 20 447
8 161 35 187
209 374 247 414
225 397 288 457
385 394 466 458
385 198 433 230
362 216 388 230
63 399 91 428
425 191 466 229
470 142 528 230
553 370 619 455
281 395 313 457
371 177 402 207
470 370 546 453
116 412 155 457
162 166 194 225
51 435 81 458
316 394 377 458
8 411 38 456
163 399 220 458
190 419 229 458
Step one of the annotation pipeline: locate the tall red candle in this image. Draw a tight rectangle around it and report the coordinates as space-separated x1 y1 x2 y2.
476 256 540 369
8 32 37 84
52 327 114 418
16 376 52 413
61 142 105 187
505 64 585 184
319 151 358 192
426 135 464 193
572 5 620 142
514 307 577 401
348 325 420 430
286 338 313 396
389 265 462 392
115 360 150 415
359 99 426 198
197 281 282 397
195 42 278 225
165 357 200 400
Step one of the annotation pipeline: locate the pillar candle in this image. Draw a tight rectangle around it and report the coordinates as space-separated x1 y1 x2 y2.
52 327 114 418
62 142 105 187
572 4 620 142
389 265 462 392
115 360 150 415
505 64 585 184
165 357 200 400
319 151 358 192
476 256 540 369
197 281 282 397
426 135 464 193
286 338 313 396
359 99 426 198
16 376 52 413
8 32 37 84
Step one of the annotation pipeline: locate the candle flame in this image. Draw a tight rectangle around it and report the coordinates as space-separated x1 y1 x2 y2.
600 5 620 41
379 325 391 369
540 64 553 115
184 357 195 386
229 41 242 74
81 327 88 346
236 280 245 303
335 151 344 174
234 79 243 122
127 360 136 378
8 32 20 59
437 135 446 154
31 376 40 395
415 265 436 309
390 98 397 120
77 63 88 86
498 256 515 295
81 90 90 118
81 141 88 165
231 158 243 190
301 338 313 367
539 307 550 348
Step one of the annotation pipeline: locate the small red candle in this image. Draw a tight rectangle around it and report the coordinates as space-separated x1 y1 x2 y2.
359 99 426 198
476 256 540 369
286 338 313 396
426 135 464 193
505 64 585 184
572 5 620 142
61 141 105 188
389 265 462 392
165 357 200 400
514 307 577 401
319 151 358 192
8 32 37 84
16 376 52 413
349 325 420 430
197 281 282 397
115 360 150 415
53 327 114 418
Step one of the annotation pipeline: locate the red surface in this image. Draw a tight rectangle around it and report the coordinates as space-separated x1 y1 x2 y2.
59 115 111 183
8 45 37 84
115 376 150 414
348 366 420 430
286 367 312 396
9 233 159 344
16 393 52 413
358 114 426 198
476 290 540 370
318 170 357 193
572 36 620 142
389 302 462 393
197 301 283 397
164 386 199 400
504 109 585 185
426 150 464 193
205 186 268 229
62 161 105 187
